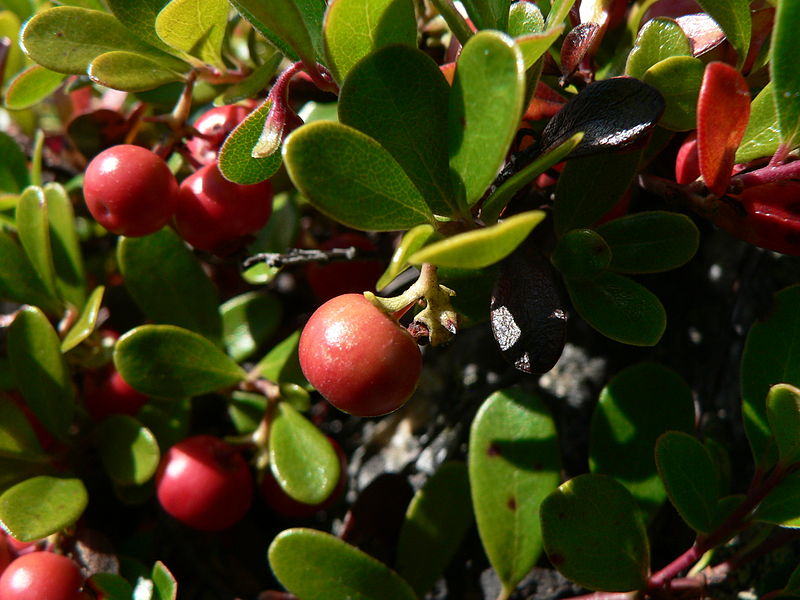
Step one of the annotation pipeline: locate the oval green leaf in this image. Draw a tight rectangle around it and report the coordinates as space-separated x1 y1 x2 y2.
218 99 282 185
105 0 176 55
655 431 719 534
625 17 691 80
409 210 545 269
283 121 434 231
766 383 800 466
323 0 418 83
540 474 650 592
44 182 86 309
565 272 666 346
469 388 560 593
0 231 61 315
753 471 800 528
8 306 75 439
269 528 417 600
221 291 282 363
696 0 750 69
4 65 66 111
61 285 104 352
88 50 186 92
113 325 246 399
0 132 30 194
339 45 456 217
736 81 781 163
117 227 222 344
642 56 704 131
253 330 307 387
152 561 178 600
269 401 339 505
395 462 473 597
16 186 58 302
460 0 510 31
590 363 695 522
154 0 228 69
596 210 700 274
0 394 46 459
0 476 88 541
94 415 160 486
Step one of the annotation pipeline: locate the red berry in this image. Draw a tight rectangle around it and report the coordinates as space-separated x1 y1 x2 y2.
0 536 11 576
186 103 254 165
83 144 179 237
83 367 149 421
155 435 253 531
174 163 273 253
299 294 422 417
0 552 84 600
306 233 385 303
675 132 701 185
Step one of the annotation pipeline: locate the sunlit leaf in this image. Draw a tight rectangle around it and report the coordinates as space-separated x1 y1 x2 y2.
0 476 88 541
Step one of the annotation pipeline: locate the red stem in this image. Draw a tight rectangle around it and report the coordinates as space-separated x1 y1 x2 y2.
732 157 800 189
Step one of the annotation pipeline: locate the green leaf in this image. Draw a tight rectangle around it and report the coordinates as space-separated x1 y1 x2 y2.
508 1 544 36
596 211 700 274
753 471 800 528
642 56 705 131
766 384 800 466
515 27 563 71
218 99 283 185
88 50 186 92
253 330 307 387
221 291 282 363
590 363 695 521
154 0 228 69
44 182 86 308
61 286 104 352
16 186 58 302
550 229 611 280
448 30 525 206
137 398 190 452
228 391 268 434
566 272 666 346
94 415 160 486
152 561 178 600
1 0 34 21
545 0 576 28
469 388 560 593
786 563 800 596
540 474 650 592
736 82 781 163
0 133 30 194
8 306 75 439
117 228 222 344
461 0 510 31
0 230 61 315
269 402 340 505
0 9 27 84
114 325 246 399
283 121 434 231
105 0 175 54
0 476 88 541
4 66 66 111
625 17 691 80
228 0 325 66
655 431 719 534
216 52 282 105
0 395 45 459
409 211 545 269
338 45 456 217
243 192 300 284
87 573 134 600
695 0 750 69
553 149 642 237
323 0 417 83
269 528 417 600
377 225 438 291
741 285 800 467
395 462 473 597
20 6 179 75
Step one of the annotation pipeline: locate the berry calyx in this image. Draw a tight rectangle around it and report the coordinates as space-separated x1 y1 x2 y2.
83 144 180 237
155 435 253 531
174 163 273 253
299 294 422 417
0 551 84 600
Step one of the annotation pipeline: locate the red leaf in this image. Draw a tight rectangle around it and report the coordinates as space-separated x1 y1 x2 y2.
523 81 567 121
696 62 750 197
560 22 601 82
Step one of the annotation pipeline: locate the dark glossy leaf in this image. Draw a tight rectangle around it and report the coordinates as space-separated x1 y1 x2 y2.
625 17 691 80
553 148 642 236
114 325 246 399
753 471 800 528
551 229 611 280
741 285 800 467
539 77 664 158
596 211 700 273
448 30 525 206
154 0 228 69
4 66 66 111
283 121 434 231
540 474 650 592
461 0 510 31
566 272 665 346
695 0 750 68
221 291 282 362
218 99 282 185
339 45 456 216
117 228 222 344
696 61 750 197
0 476 88 541
770 0 800 151
44 182 86 308
469 388 560 593
323 0 417 83
766 384 800 466
736 82 780 163
590 363 695 521
269 401 339 505
655 431 719 534
94 415 160 486
8 306 75 439
0 231 61 315
0 132 30 193
642 56 704 131
61 285 104 352
88 50 186 92
560 22 600 81
395 462 473 597
16 186 58 302
491 237 567 374
105 0 174 54
269 528 417 600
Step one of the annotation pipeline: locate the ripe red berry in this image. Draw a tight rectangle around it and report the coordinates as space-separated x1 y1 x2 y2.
306 233 385 303
155 435 253 531
173 163 273 253
82 367 149 421
186 103 254 165
83 144 179 237
299 294 422 417
675 132 700 185
0 551 84 600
